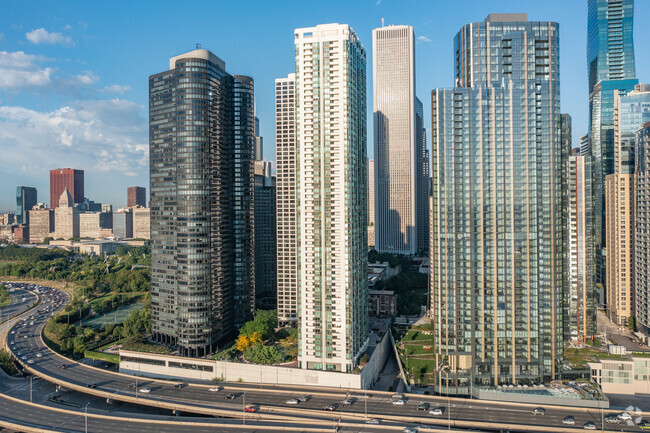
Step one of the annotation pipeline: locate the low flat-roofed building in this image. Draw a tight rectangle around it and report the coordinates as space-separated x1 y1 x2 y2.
588 354 650 395
369 290 396 317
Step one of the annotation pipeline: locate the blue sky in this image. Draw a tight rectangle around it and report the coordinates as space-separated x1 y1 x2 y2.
1 0 649 211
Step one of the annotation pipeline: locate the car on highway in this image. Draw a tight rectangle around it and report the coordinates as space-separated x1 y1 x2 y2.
27 359 34 364
640 421 650 430
583 422 596 430
342 398 356 405
298 396 309 402
429 408 443 416
87 383 97 389
35 353 42 358
139 388 151 394
58 364 67 369
285 399 299 405
323 404 338 411
244 404 257 413
618 412 632 421
392 399 406 406
174 383 184 389
605 414 620 424
532 407 546 415
562 416 575 425
366 418 379 424
416 402 430 411
225 393 238 400
20 356 27 360
392 393 404 399
403 427 418 433
208 386 222 392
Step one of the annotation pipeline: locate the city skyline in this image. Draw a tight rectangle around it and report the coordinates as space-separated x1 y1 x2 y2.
2 0 650 210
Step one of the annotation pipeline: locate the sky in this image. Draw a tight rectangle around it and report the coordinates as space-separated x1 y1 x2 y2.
0 0 649 211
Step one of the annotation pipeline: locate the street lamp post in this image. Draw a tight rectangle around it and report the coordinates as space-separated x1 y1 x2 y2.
84 402 89 433
243 392 246 425
30 375 32 403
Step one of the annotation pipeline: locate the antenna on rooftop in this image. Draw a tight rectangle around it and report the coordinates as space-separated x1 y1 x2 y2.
196 43 201 50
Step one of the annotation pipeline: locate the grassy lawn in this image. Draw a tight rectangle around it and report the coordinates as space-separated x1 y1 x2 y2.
404 330 434 342
403 344 434 356
84 350 119 364
122 337 173 355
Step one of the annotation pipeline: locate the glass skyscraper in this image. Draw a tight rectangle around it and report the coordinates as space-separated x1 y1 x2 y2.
587 0 637 287
149 49 255 358
295 24 369 372
16 186 37 225
430 14 562 394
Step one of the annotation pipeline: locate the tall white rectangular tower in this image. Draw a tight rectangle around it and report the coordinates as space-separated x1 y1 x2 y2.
295 23 369 372
275 74 298 324
373 25 418 255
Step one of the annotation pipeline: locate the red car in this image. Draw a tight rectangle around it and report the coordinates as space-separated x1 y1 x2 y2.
244 405 257 413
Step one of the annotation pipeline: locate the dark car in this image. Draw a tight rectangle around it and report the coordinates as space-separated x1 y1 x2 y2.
87 383 97 389
225 393 238 400
323 404 339 411
174 383 184 389
416 402 430 411
532 407 546 415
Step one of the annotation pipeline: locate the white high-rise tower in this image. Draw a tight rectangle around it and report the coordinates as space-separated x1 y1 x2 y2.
373 25 420 254
295 23 369 372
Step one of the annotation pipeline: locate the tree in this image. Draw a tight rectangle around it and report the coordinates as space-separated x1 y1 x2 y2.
239 310 277 341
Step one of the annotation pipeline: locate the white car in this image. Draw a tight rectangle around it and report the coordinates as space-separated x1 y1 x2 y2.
618 412 632 421
430 408 443 416
208 387 222 392
366 418 379 424
583 422 596 430
392 399 405 406
285 399 299 405
27 359 34 364
392 393 404 399
36 354 43 358
139 388 151 394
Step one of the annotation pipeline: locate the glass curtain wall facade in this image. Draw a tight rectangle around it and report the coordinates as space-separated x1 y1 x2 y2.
416 97 429 253
149 49 255 358
430 14 562 395
373 25 420 255
587 0 637 288
16 186 37 225
295 24 369 372
636 122 650 335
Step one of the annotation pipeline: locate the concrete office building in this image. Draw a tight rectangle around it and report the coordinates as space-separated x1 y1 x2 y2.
430 14 562 394
0 214 15 225
28 204 54 244
254 161 277 310
373 25 422 255
149 49 255 357
636 122 650 336
79 212 111 238
127 187 146 208
16 186 37 225
588 0 637 287
295 24 369 372
132 207 150 240
113 208 133 239
50 168 84 209
54 188 79 239
565 149 597 342
368 158 375 248
275 73 298 325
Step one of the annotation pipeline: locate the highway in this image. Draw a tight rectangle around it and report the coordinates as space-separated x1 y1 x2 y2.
5 282 647 432
0 283 38 324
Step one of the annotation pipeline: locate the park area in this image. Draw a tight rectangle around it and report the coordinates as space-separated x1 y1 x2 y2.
396 323 437 386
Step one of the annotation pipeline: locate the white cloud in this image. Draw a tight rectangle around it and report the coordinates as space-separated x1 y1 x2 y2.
101 84 131 94
376 0 381 5
417 36 432 43
0 99 148 177
64 25 72 31
0 51 53 89
26 28 73 46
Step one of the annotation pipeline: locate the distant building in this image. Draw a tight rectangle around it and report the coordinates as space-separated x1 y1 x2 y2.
28 204 54 244
0 225 13 243
254 161 276 310
127 186 147 208
112 208 133 239
254 116 263 161
369 290 396 318
54 187 79 239
13 225 28 244
0 213 15 225
102 204 113 213
79 212 112 238
50 168 84 209
588 354 650 395
275 73 298 325
132 207 150 240
78 198 102 212
636 122 650 337
16 186 37 225
368 158 375 248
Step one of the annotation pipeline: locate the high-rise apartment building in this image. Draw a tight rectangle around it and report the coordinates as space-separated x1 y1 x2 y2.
295 24 369 372
430 14 562 394
16 186 37 225
50 168 84 209
127 186 146 208
636 122 650 335
565 149 597 342
368 158 375 248
54 188 79 239
149 48 255 357
275 73 298 325
28 204 54 244
373 25 422 255
254 161 277 310
587 0 637 287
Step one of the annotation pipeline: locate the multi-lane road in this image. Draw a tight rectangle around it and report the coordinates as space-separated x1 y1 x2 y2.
0 282 38 325
4 282 648 432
